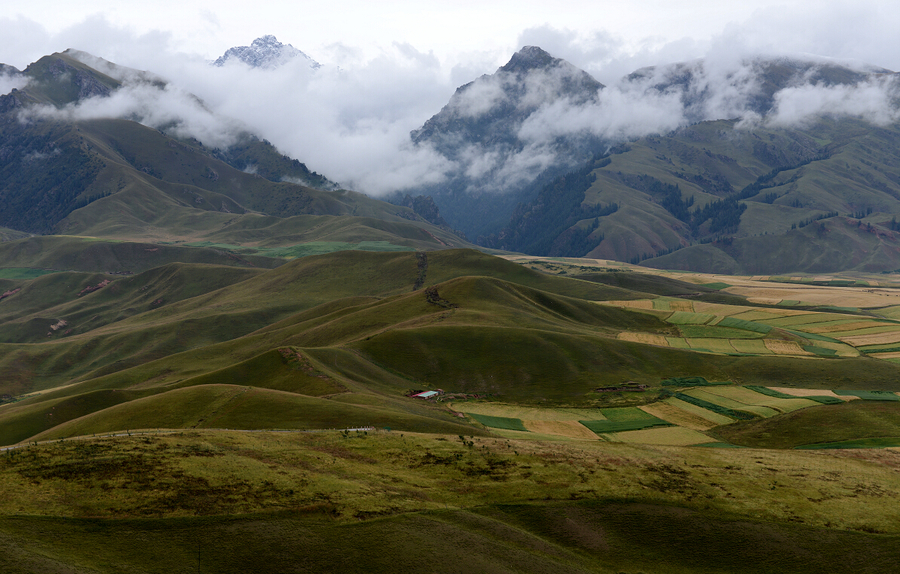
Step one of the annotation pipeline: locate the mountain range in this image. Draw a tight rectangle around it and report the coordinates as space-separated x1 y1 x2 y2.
5 40 900 274
399 47 900 273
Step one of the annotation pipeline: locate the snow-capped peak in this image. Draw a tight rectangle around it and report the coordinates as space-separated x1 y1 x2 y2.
214 35 320 70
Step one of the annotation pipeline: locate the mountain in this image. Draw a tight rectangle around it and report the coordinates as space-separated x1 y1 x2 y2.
400 46 606 239
0 51 462 249
214 35 321 69
457 52 900 273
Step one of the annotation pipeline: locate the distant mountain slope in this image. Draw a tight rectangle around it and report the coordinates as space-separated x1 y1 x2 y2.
402 46 606 239
405 47 900 271
0 51 463 249
485 112 900 273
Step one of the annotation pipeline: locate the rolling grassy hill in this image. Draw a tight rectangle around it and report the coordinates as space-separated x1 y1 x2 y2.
2 245 900 571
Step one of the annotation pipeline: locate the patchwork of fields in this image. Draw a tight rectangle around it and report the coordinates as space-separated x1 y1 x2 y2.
607 296 900 361
450 384 900 448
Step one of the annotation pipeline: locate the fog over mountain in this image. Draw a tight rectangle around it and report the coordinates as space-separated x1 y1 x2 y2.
2 9 900 203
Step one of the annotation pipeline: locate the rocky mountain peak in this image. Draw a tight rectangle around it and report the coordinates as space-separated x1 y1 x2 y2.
214 35 321 70
500 46 558 74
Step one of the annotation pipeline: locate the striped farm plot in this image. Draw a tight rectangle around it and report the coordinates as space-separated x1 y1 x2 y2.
836 329 900 347
697 386 820 413
661 397 735 426
762 312 845 328
803 320 897 334
680 388 780 418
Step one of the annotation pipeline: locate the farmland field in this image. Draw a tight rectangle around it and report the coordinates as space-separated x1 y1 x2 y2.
608 426 712 445
682 389 780 418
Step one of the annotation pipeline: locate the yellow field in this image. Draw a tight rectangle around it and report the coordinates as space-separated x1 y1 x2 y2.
805 320 893 334
868 351 900 359
838 331 900 346
698 386 819 413
638 403 720 431
522 420 600 440
764 340 813 355
730 309 806 320
617 332 670 346
604 299 654 309
662 397 735 425
668 300 694 312
449 403 605 421
607 426 712 446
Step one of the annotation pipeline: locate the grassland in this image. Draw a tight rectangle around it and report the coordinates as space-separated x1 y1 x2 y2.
2 246 900 571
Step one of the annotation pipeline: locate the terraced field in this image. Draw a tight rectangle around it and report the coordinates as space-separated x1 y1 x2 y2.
605 294 900 360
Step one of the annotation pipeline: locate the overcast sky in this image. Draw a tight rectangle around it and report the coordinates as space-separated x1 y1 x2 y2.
3 1 900 194
4 1 900 78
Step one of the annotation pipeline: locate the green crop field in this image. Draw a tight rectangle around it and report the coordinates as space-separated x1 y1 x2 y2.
467 413 529 431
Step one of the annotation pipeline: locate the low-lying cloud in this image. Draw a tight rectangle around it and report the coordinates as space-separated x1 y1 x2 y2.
4 10 900 198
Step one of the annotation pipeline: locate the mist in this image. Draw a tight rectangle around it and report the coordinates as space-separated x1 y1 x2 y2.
3 7 900 197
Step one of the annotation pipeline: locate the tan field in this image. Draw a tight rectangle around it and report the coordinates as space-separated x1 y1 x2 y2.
607 426 713 446
449 403 606 422
764 340 813 355
617 332 670 346
604 299 655 309
638 403 720 431
805 320 893 334
838 331 900 346
522 420 600 440
668 300 694 311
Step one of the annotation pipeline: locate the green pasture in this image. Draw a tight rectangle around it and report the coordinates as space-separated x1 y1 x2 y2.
580 407 671 434
0 268 59 279
467 413 529 431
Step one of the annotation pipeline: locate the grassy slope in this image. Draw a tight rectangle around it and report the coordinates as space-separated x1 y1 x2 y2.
0 431 897 573
3 248 900 445
568 118 900 273
714 400 900 448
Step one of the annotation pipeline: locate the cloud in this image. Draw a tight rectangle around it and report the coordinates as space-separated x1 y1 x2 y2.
0 72 28 96
766 77 900 128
